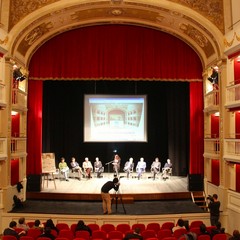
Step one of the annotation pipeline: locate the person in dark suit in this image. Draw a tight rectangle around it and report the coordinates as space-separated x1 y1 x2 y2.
3 221 26 239
75 220 92 236
124 228 143 240
39 227 56 240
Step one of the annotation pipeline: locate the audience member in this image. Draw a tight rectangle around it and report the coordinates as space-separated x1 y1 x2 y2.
172 218 187 232
211 221 225 238
208 194 220 226
75 220 92 236
45 219 59 234
32 219 44 232
3 221 26 239
229 230 240 240
18 217 30 232
124 227 143 240
39 227 56 240
199 223 211 236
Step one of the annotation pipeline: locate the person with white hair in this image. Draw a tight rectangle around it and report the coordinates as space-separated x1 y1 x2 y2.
123 157 134 179
82 157 93 179
136 157 146 180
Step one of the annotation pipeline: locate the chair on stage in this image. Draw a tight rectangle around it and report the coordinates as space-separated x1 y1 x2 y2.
131 223 145 233
146 223 161 234
141 230 156 240
161 167 172 180
157 229 172 240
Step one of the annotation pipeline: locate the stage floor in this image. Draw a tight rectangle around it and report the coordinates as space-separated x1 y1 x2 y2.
41 173 188 194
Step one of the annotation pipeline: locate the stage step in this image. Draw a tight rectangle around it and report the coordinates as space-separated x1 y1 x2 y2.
112 197 134 204
191 191 208 212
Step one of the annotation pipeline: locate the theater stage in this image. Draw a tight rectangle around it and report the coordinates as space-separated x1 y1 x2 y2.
15 173 206 215
26 173 192 202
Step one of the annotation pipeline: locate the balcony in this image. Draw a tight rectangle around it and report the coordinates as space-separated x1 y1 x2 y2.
204 137 220 158
0 137 7 160
204 90 219 113
12 88 27 111
224 138 240 162
11 137 27 157
225 82 240 109
0 82 6 109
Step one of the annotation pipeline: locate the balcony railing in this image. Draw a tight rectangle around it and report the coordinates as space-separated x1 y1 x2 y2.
12 88 27 111
224 138 240 161
204 90 219 112
0 137 7 159
0 83 6 108
225 82 240 108
204 138 220 155
11 137 27 156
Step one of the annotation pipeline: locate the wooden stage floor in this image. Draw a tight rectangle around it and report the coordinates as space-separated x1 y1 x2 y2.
27 173 192 201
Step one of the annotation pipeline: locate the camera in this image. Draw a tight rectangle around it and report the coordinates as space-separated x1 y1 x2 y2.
207 195 214 202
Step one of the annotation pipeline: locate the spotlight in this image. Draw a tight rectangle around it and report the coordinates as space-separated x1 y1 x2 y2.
13 65 26 81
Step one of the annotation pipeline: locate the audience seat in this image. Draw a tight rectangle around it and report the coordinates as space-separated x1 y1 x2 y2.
197 235 211 240
189 221 203 229
27 228 42 239
157 229 172 240
58 229 74 240
37 238 53 240
56 223 70 231
161 222 174 231
15 228 25 234
116 224 131 235
189 227 201 236
87 224 100 232
70 224 77 234
172 228 187 239
20 236 35 240
2 237 18 240
101 224 115 234
141 230 156 240
212 234 227 240
75 231 90 240
108 230 123 240
160 237 177 240
146 223 161 233
92 230 107 240
27 222 35 228
131 223 145 233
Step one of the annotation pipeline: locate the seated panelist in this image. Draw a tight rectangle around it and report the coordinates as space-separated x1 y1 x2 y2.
136 157 146 180
59 157 69 181
123 157 134 179
70 157 83 180
112 154 121 176
162 158 172 180
82 157 93 179
94 157 104 178
151 157 161 180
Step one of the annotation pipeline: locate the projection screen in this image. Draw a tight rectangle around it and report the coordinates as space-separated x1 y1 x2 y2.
84 95 147 142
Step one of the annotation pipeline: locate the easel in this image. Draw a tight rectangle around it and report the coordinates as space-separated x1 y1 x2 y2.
42 171 57 189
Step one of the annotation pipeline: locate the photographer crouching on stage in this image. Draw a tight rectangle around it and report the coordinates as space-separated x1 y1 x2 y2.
101 177 120 214
208 194 220 226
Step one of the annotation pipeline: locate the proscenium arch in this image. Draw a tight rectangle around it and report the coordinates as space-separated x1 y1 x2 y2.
7 0 224 69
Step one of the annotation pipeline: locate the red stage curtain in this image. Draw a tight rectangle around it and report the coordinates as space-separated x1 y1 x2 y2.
27 80 43 175
189 82 204 174
11 159 19 185
27 25 203 175
29 25 202 81
211 159 220 186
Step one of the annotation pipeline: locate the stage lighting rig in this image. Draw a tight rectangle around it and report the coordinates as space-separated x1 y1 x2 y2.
13 65 27 81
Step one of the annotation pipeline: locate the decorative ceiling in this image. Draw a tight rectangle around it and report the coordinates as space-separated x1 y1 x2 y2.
5 0 225 67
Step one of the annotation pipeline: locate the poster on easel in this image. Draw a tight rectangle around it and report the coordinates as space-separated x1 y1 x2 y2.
41 153 56 173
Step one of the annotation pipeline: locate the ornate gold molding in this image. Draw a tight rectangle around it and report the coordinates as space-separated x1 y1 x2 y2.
224 32 240 48
0 36 8 45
